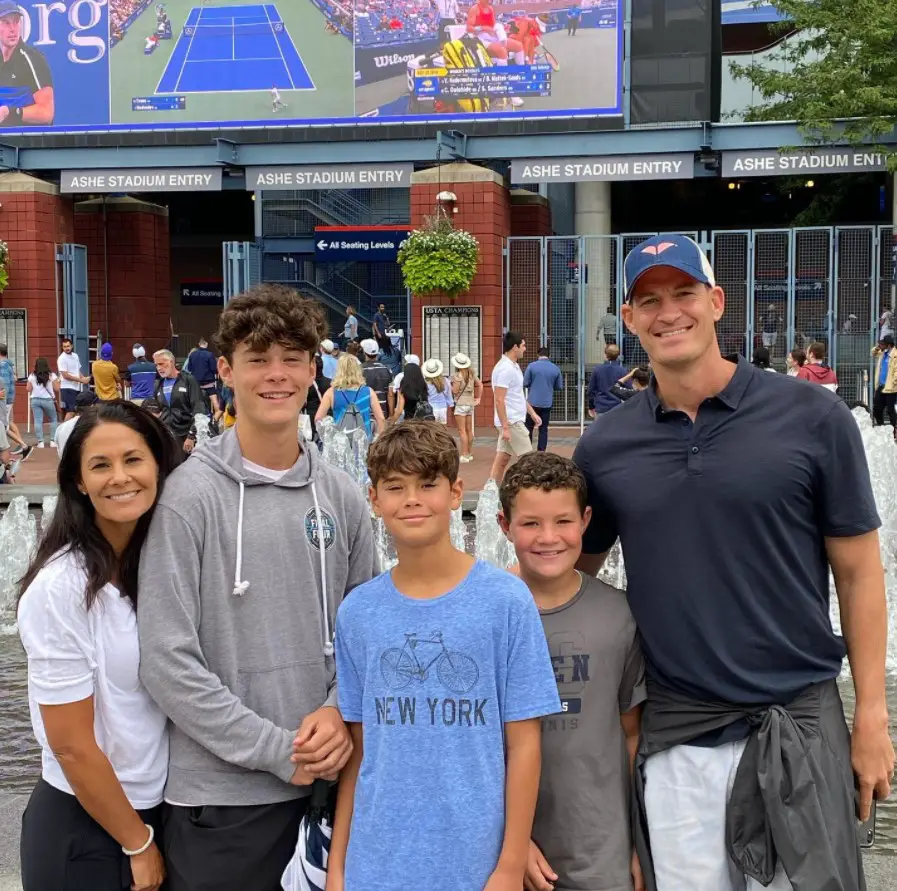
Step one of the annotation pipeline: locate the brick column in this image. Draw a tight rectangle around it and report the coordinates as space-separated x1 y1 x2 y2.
410 163 511 429
0 172 74 402
74 197 171 367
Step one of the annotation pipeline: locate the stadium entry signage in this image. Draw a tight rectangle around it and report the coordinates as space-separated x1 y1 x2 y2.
511 154 696 184
60 168 223 192
0 0 623 134
247 164 414 190
721 149 889 177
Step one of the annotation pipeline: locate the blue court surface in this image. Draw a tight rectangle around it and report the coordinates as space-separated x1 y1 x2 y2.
156 4 314 94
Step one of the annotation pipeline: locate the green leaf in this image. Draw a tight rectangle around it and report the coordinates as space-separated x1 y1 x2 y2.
397 215 479 299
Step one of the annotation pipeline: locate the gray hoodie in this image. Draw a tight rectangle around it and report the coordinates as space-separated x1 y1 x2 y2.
137 429 376 806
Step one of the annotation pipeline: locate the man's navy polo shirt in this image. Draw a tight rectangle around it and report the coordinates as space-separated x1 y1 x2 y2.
573 357 880 706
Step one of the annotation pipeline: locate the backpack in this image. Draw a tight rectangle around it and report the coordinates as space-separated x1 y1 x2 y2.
412 399 435 421
336 389 367 434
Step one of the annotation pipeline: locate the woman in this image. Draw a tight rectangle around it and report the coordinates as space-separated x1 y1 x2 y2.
315 353 385 438
422 358 454 424
343 306 359 347
786 347 807 377
751 346 777 372
393 362 431 421
17 401 178 891
450 353 482 462
28 357 60 448
302 354 331 445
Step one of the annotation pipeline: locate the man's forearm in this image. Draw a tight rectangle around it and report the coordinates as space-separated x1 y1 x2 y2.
495 391 509 427
839 567 889 713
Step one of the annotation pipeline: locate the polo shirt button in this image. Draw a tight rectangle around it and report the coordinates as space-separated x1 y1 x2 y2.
691 446 699 454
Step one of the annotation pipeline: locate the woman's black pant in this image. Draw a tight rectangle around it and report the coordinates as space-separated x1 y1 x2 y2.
872 386 897 428
20 778 164 891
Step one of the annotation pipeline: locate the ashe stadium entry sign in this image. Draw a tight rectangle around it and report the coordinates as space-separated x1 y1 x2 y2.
0 0 622 134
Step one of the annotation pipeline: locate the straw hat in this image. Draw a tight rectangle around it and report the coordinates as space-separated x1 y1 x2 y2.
422 358 444 378
451 352 471 370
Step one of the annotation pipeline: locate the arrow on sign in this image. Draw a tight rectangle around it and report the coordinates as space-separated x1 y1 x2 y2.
182 288 190 297
317 240 328 250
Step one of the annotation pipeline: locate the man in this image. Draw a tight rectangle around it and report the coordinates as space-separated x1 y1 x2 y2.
138 285 374 891
573 234 894 891
599 305 617 346
372 302 392 356
152 348 206 458
126 343 157 405
522 345 563 451
0 342 27 455
433 0 459 44
871 333 897 432
761 303 781 351
587 343 628 417
489 331 542 483
57 337 89 419
797 341 838 391
321 339 338 379
0 0 54 127
360 338 392 418
186 336 219 414
91 342 122 401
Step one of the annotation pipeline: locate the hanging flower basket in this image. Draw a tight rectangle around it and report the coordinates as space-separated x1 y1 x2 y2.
0 241 8 293
397 212 479 300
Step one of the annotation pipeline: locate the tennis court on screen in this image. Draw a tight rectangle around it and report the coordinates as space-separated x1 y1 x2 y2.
156 4 314 94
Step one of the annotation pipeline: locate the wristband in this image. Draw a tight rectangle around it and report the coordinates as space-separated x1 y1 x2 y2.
13 107 21 120
122 823 154 856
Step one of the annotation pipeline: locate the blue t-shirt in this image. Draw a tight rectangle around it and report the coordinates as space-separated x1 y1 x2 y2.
523 358 564 408
336 560 560 891
322 354 338 379
162 378 176 405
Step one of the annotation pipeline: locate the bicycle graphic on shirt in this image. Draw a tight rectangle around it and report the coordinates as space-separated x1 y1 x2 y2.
380 632 479 695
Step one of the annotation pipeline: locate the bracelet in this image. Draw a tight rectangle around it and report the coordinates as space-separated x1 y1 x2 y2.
122 823 154 857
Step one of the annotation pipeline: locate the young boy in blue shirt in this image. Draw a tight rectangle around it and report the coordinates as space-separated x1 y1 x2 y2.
499 452 646 891
328 420 561 891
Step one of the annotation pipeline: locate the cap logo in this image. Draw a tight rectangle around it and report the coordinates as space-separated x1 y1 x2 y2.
642 242 675 256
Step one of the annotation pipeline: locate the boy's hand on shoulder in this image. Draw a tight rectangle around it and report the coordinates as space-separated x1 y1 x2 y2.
523 840 557 891
291 705 353 780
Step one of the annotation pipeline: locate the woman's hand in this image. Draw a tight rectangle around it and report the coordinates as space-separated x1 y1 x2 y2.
130 840 165 891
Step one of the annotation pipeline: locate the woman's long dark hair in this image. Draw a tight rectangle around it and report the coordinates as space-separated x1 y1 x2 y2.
18 401 178 612
752 347 772 369
401 363 428 402
33 357 51 387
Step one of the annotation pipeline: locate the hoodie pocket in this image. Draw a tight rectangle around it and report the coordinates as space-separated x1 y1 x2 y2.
236 658 330 733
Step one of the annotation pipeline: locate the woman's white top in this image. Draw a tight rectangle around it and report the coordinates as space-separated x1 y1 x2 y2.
17 550 168 810
28 373 57 401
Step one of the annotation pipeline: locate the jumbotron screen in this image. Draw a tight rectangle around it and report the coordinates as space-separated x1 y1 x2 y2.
0 0 621 133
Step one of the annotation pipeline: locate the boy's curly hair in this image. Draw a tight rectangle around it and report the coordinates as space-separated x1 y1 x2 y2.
499 452 588 519
367 420 460 486
214 285 328 362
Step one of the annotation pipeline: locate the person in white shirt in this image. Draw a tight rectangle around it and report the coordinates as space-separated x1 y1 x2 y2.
489 330 541 483
17 400 179 891
57 337 89 420
271 84 285 112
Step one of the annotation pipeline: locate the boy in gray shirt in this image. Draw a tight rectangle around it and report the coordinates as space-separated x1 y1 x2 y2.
500 452 646 891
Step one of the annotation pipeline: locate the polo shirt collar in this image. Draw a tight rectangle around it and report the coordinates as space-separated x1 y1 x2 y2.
646 356 752 418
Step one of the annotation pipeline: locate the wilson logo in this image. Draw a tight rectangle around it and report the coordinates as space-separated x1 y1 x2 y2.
375 53 417 68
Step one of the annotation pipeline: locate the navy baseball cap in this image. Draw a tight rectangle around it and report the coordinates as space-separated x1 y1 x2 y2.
623 234 716 302
0 1 21 16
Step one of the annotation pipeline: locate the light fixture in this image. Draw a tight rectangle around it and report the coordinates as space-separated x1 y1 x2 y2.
728 182 736 190
805 180 815 188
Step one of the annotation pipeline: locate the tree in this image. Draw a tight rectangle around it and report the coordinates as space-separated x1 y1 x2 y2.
729 0 897 155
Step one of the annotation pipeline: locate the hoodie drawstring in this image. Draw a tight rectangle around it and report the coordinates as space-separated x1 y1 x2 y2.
232 481 250 596
311 481 333 657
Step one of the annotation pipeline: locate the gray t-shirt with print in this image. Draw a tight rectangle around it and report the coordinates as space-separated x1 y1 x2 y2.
533 573 646 891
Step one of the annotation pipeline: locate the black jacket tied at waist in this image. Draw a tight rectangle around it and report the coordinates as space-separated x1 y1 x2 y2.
633 679 865 891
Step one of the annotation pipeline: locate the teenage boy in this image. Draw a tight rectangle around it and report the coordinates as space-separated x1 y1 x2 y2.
138 285 377 891
327 420 561 891
499 452 645 891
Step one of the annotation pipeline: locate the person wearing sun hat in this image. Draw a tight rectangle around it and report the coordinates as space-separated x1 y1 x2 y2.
572 233 891 891
422 357 454 424
450 352 481 462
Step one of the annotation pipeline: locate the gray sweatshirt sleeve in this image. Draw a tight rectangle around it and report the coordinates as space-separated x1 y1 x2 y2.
324 488 378 710
138 503 296 783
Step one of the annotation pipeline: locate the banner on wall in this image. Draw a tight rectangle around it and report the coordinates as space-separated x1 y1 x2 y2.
0 0 623 135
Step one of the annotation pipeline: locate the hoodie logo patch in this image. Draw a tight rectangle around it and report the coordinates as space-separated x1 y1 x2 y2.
305 507 336 551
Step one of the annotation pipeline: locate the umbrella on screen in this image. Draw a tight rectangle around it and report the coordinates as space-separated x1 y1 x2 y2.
282 779 337 891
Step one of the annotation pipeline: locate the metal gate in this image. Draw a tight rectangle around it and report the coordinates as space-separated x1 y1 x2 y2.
505 226 892 424
57 243 90 365
223 241 262 303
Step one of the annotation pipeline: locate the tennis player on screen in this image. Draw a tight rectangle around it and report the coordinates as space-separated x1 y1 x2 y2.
271 84 286 112
0 0 54 126
465 0 508 65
